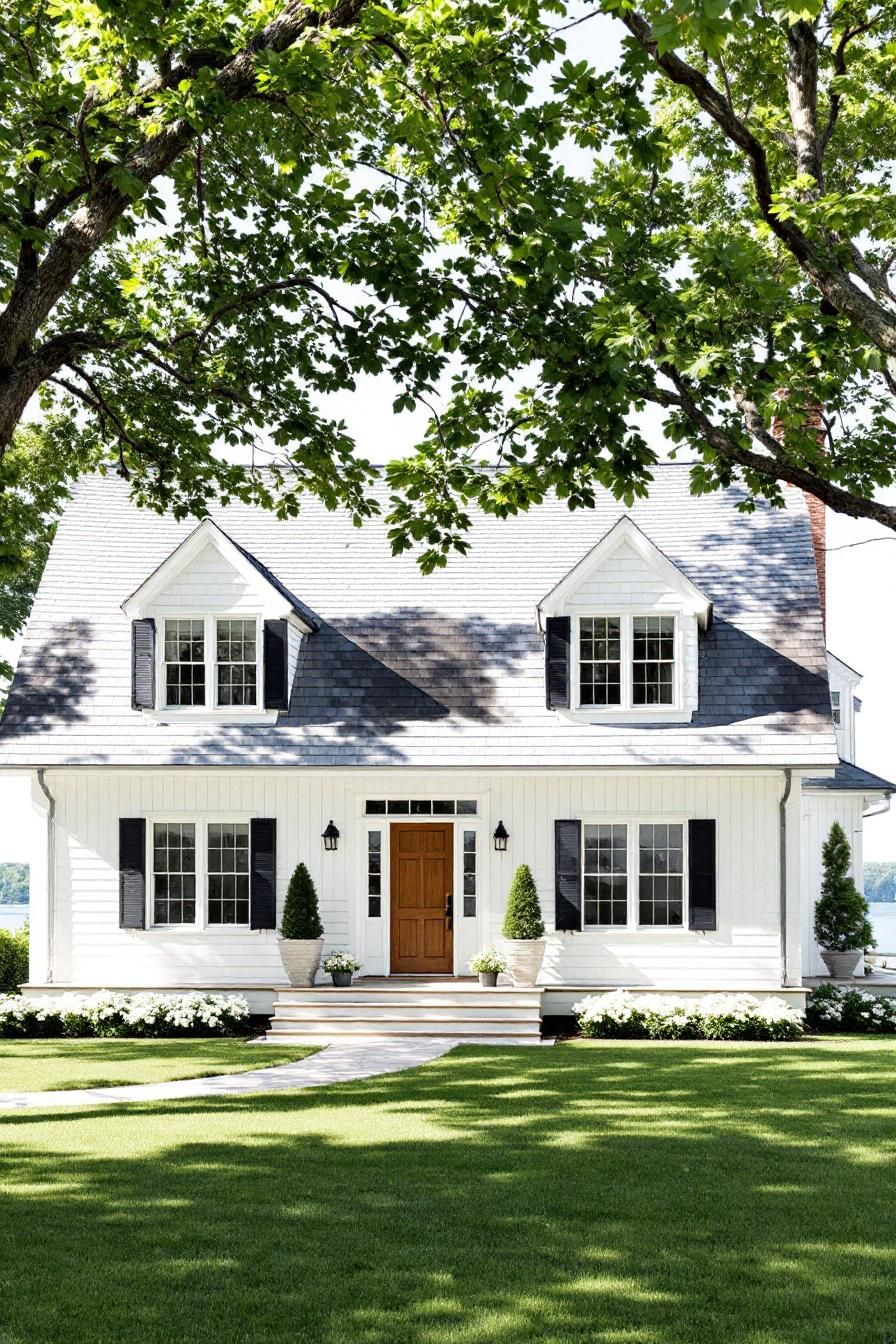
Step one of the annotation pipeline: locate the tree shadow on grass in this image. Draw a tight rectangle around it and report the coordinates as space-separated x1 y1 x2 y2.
0 1043 894 1344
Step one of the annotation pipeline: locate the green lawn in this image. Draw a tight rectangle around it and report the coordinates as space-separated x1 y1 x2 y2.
1 1039 894 1343
0 1038 317 1091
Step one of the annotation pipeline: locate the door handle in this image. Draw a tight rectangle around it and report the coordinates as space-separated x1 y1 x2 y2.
444 893 453 929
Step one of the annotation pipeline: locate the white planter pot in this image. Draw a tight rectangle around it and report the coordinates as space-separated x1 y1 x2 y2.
503 938 546 987
278 937 324 987
821 949 862 980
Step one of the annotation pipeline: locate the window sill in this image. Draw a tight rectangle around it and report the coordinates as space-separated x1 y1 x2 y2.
141 925 260 934
140 708 279 726
564 706 695 725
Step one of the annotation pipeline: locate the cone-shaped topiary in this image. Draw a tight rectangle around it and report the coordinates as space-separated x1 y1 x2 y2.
280 862 324 940
814 822 875 952
502 863 545 940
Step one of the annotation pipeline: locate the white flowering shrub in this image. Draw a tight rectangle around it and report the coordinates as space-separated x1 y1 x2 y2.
805 984 896 1033
0 990 250 1038
572 990 803 1042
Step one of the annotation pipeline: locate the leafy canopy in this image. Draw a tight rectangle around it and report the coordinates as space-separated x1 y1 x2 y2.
814 821 875 952
1 0 895 586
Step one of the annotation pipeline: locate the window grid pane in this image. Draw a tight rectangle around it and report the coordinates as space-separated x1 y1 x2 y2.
632 616 675 706
638 823 684 926
583 823 628 925
831 690 841 727
367 831 382 917
207 822 250 925
152 822 197 924
164 620 205 707
579 617 621 707
216 620 257 707
463 830 476 913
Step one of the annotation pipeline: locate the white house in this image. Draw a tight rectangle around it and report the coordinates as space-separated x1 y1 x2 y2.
0 468 891 1030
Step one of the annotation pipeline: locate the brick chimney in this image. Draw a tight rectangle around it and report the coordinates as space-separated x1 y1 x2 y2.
803 490 826 627
771 398 827 628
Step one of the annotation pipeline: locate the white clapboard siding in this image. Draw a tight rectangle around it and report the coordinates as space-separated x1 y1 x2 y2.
40 767 786 992
800 791 866 977
147 541 260 615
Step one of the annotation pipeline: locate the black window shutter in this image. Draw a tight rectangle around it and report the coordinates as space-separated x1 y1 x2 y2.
131 618 156 709
250 818 277 930
119 818 146 929
555 819 582 931
688 819 717 931
545 616 571 710
263 619 289 710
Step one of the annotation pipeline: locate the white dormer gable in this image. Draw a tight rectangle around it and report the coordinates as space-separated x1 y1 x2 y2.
539 517 712 724
122 518 315 629
122 519 315 721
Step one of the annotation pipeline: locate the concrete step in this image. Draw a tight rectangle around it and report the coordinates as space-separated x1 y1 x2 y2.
274 990 541 1008
264 1032 545 1046
271 1003 539 1023
267 1016 539 1037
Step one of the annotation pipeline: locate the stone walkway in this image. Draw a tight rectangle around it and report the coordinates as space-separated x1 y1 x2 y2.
0 1038 460 1111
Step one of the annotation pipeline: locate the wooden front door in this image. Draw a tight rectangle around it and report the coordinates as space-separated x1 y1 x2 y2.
390 823 454 974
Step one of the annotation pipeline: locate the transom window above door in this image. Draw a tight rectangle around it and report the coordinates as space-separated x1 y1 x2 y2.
578 615 677 710
162 616 261 710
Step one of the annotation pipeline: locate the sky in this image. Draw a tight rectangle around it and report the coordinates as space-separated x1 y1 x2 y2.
0 11 894 868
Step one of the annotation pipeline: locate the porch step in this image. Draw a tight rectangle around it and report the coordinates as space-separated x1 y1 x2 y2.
265 979 544 1043
271 989 540 1010
269 1014 537 1035
264 1032 545 1046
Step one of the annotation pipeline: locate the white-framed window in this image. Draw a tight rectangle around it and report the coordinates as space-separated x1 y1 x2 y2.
581 820 687 929
576 615 678 711
216 619 258 707
831 689 841 727
149 818 251 927
152 822 198 924
160 616 262 711
583 823 628 926
207 822 250 924
638 823 685 927
462 829 477 917
164 620 206 707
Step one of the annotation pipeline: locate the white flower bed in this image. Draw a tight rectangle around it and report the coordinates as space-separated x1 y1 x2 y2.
805 984 896 1033
572 989 803 1041
0 990 250 1038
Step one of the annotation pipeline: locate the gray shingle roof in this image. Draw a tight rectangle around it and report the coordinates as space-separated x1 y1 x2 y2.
803 760 896 794
0 468 839 769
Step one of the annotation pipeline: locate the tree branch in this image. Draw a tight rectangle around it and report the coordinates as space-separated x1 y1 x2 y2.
618 8 896 358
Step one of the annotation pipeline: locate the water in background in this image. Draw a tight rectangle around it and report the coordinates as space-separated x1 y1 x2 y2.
869 903 896 955
0 904 28 932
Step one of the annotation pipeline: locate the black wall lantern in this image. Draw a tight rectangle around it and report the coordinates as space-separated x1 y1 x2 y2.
322 820 340 852
493 820 509 852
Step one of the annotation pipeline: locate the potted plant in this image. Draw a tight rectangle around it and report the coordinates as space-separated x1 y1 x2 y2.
470 947 507 988
501 863 546 987
278 862 324 987
814 821 875 979
323 952 361 988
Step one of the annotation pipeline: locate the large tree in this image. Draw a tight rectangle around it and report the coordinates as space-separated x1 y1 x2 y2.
2 0 896 584
385 0 896 563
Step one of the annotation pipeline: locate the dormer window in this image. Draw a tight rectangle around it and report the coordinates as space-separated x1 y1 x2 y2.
124 517 319 720
164 620 206 707
830 690 841 727
577 615 677 710
539 516 712 725
216 620 257 707
162 617 260 711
